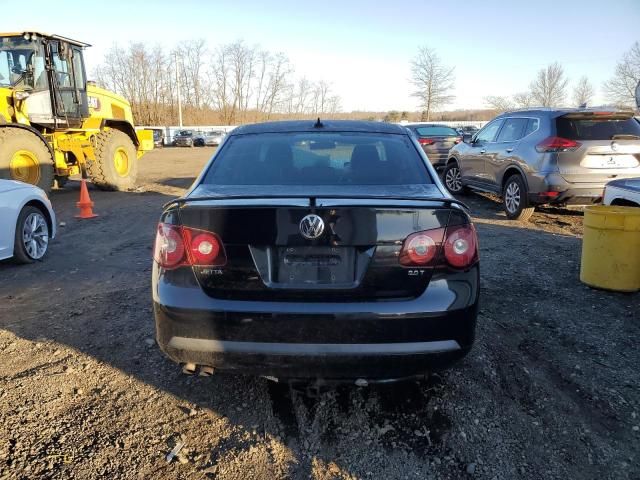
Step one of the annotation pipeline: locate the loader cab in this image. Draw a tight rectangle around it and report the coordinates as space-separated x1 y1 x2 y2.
0 33 89 128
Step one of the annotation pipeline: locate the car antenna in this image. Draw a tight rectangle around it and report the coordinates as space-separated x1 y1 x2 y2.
314 117 323 128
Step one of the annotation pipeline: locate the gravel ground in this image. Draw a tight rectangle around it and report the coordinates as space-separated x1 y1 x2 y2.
0 147 638 480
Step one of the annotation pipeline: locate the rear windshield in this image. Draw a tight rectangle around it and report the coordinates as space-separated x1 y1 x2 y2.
556 117 640 140
203 132 431 185
414 126 459 137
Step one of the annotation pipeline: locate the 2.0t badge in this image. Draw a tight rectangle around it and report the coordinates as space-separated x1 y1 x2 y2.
299 214 325 239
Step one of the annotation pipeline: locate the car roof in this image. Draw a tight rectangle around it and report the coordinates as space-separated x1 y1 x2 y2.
230 120 408 135
496 107 636 118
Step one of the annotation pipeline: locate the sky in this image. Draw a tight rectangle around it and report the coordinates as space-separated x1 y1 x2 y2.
4 0 639 112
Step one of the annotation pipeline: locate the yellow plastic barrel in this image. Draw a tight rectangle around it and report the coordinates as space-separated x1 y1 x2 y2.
580 205 640 292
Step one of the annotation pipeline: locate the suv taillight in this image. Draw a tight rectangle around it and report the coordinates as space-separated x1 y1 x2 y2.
418 138 435 146
536 136 581 153
154 223 227 269
400 224 478 269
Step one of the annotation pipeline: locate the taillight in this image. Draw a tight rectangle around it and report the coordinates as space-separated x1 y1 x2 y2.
535 136 581 153
154 223 226 269
154 224 185 269
443 224 478 268
418 138 435 146
399 229 444 265
454 137 462 144
399 224 478 269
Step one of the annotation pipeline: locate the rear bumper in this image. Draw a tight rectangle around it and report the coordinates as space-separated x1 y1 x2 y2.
528 173 608 205
153 266 479 379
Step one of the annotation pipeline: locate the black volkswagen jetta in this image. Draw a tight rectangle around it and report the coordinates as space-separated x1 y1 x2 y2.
152 120 479 382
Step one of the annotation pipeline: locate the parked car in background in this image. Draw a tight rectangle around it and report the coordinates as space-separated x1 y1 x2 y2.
173 130 195 147
445 108 640 221
152 129 165 148
458 126 479 143
153 120 479 381
603 178 640 207
194 131 226 147
405 124 462 171
0 180 56 263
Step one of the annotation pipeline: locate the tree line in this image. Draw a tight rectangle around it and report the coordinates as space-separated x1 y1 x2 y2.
410 41 640 116
94 39 342 126
94 39 639 126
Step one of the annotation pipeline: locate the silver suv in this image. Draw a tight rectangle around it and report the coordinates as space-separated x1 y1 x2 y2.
445 108 640 220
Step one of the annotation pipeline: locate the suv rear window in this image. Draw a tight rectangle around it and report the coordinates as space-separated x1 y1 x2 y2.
203 132 431 185
556 117 640 140
414 126 459 137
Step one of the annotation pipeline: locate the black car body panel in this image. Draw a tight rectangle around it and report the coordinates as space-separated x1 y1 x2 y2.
153 120 479 380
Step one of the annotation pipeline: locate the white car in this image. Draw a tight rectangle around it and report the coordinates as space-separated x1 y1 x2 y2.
0 180 56 263
603 178 640 207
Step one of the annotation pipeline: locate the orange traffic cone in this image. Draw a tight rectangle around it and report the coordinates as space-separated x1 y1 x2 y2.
75 179 98 219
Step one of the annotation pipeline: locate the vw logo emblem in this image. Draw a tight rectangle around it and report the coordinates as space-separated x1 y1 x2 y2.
611 142 619 152
299 214 325 239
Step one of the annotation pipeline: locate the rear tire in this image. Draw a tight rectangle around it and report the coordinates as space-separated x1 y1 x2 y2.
88 129 138 191
0 128 54 192
442 161 468 195
13 205 50 264
502 174 535 221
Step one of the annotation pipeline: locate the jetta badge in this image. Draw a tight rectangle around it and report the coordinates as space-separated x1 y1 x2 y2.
299 214 325 239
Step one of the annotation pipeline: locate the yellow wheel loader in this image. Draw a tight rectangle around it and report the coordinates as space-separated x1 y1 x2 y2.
0 32 153 191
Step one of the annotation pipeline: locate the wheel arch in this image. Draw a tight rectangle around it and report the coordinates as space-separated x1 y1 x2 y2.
23 199 54 238
103 120 139 147
447 155 460 165
501 165 529 191
610 197 640 207
0 124 55 160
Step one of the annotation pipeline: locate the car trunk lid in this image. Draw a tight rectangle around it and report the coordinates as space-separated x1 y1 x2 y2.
176 184 465 301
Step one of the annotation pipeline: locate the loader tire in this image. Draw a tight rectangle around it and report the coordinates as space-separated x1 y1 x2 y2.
88 129 138 191
0 128 55 192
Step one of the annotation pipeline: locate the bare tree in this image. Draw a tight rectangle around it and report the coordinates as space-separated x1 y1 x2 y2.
95 38 341 125
227 41 256 122
208 45 236 124
325 95 341 114
603 42 640 107
176 39 208 109
530 62 569 107
262 53 292 117
513 91 533 108
572 76 595 107
484 95 514 112
410 46 455 121
95 42 177 125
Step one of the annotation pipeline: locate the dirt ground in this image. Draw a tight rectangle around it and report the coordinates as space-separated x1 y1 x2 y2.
0 147 638 480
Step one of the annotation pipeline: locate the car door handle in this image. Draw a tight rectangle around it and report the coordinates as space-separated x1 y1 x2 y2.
479 149 486 154
506 148 514 153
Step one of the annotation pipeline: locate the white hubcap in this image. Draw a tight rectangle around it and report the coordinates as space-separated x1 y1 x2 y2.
22 212 48 259
505 182 521 213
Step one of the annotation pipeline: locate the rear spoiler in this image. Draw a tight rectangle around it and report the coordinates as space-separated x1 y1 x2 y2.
560 110 636 120
166 195 470 212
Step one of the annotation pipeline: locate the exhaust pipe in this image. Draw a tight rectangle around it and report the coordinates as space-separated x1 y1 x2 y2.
198 365 215 377
182 363 196 375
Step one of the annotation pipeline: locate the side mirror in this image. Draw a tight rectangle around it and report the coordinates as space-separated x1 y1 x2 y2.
635 80 640 110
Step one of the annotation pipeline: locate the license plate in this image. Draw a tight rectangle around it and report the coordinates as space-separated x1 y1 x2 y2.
581 155 638 169
276 246 355 284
